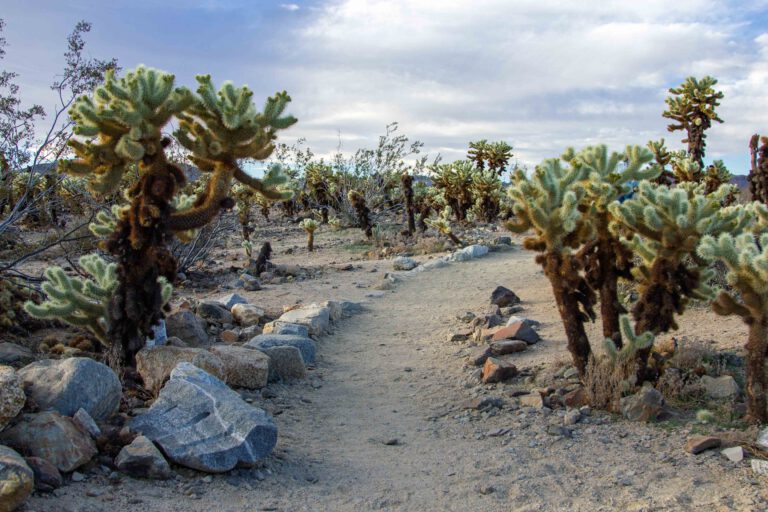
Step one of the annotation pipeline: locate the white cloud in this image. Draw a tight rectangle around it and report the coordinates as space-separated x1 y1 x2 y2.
273 0 768 171
281 3 300 11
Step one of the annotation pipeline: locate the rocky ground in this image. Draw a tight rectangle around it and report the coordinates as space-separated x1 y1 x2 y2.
8 226 767 512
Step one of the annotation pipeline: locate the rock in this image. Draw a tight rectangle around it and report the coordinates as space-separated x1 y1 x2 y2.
757 427 768 450
684 435 722 454
393 256 419 271
165 310 210 347
489 340 528 355
457 312 476 323
0 366 24 430
462 396 504 410
448 327 474 343
260 346 307 381
481 357 518 384
196 301 233 325
72 408 100 439
278 305 330 336
0 411 97 472
490 286 521 307
165 336 188 348
263 321 310 337
0 445 33 512
563 387 588 408
338 300 365 317
115 435 173 480
216 293 248 309
563 409 581 426
494 236 512 246
0 343 35 367
752 459 768 476
519 393 545 408
245 334 316 365
70 470 84 482
136 346 226 395
24 456 61 492
130 363 277 473
492 322 541 344
421 258 449 271
721 446 744 463
17 358 121 422
506 316 541 329
620 385 664 422
219 330 239 344
241 274 262 291
469 346 492 366
700 375 740 399
209 346 270 389
451 245 489 262
231 304 265 327
320 300 344 322
499 305 524 316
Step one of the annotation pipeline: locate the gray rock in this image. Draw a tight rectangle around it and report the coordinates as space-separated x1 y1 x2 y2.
506 316 541 329
231 304 264 327
700 375 740 399
338 300 365 316
620 385 664 422
115 435 173 480
451 245 489 262
196 301 233 325
216 293 248 309
136 346 227 395
264 321 310 337
278 305 330 335
756 426 768 450
469 346 492 366
490 340 527 355
494 236 512 246
490 286 521 307
260 346 307 381
72 408 100 439
208 345 270 389
17 358 121 422
246 334 316 365
320 300 343 322
417 258 450 272
722 446 744 462
241 274 262 291
165 310 210 347
393 256 419 271
0 343 35 367
563 409 582 426
24 456 62 492
0 366 25 430
130 363 277 473
0 411 97 472
0 445 33 511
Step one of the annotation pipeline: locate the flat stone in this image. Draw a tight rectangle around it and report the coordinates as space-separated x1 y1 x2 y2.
0 366 24 430
721 446 744 463
393 256 419 271
136 346 226 395
700 375 740 399
519 393 545 408
481 357 517 384
245 334 316 365
216 293 248 309
0 343 35 367
17 358 121 422
24 456 61 492
490 340 528 355
469 346 492 366
231 304 265 327
196 301 233 325
165 310 210 347
262 321 310 337
506 316 541 329
338 300 365 317
115 435 173 480
0 411 97 472
130 363 277 473
0 445 33 512
451 245 489 262
490 286 521 308
259 346 307 381
493 322 541 344
277 305 330 336
72 408 100 439
685 435 722 454
620 385 664 422
208 345 270 389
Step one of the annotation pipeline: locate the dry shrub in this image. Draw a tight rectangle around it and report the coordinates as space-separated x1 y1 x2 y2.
411 236 447 255
583 355 637 412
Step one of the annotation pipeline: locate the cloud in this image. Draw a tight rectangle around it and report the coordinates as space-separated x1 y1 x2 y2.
281 3 300 11
272 0 768 171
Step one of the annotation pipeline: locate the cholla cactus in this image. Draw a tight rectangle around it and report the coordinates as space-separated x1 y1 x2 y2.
299 218 318 252
401 172 415 236
610 182 750 381
506 158 595 375
671 156 702 184
568 145 656 346
469 168 503 223
646 139 675 186
348 190 373 239
305 162 334 223
468 140 513 175
698 222 768 422
425 206 463 246
603 315 655 365
662 75 724 169
59 66 296 366
703 160 732 196
749 134 768 204
431 160 475 221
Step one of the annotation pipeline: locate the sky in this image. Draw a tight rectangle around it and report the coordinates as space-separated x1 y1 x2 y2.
3 0 768 174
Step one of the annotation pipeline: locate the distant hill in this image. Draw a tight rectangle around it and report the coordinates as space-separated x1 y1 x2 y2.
731 174 749 191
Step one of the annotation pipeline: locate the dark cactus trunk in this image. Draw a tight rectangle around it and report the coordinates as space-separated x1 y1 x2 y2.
401 173 415 236
745 317 768 424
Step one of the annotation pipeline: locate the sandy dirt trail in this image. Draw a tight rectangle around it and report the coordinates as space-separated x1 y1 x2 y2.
29 249 766 512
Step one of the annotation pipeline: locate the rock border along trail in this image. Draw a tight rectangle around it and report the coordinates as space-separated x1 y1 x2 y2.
28 249 766 511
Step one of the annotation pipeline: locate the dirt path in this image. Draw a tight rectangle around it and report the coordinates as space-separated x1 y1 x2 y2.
29 249 768 511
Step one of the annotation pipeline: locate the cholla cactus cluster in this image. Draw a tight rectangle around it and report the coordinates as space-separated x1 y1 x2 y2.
425 206 463 246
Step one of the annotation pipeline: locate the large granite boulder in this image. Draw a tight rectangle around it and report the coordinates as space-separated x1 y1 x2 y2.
130 363 277 473
262 321 310 337
260 346 307 382
17 358 120 422
0 412 97 473
208 345 270 389
277 305 330 336
136 346 226 395
0 366 24 431
245 334 316 365
165 310 209 347
0 445 33 512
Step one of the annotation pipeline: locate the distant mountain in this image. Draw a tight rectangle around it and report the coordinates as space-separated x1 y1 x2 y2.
731 174 749 191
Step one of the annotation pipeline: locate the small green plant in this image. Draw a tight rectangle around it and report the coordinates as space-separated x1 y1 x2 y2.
425 206 463 246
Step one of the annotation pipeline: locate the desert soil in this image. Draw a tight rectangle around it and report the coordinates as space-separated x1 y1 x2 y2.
23 230 768 512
